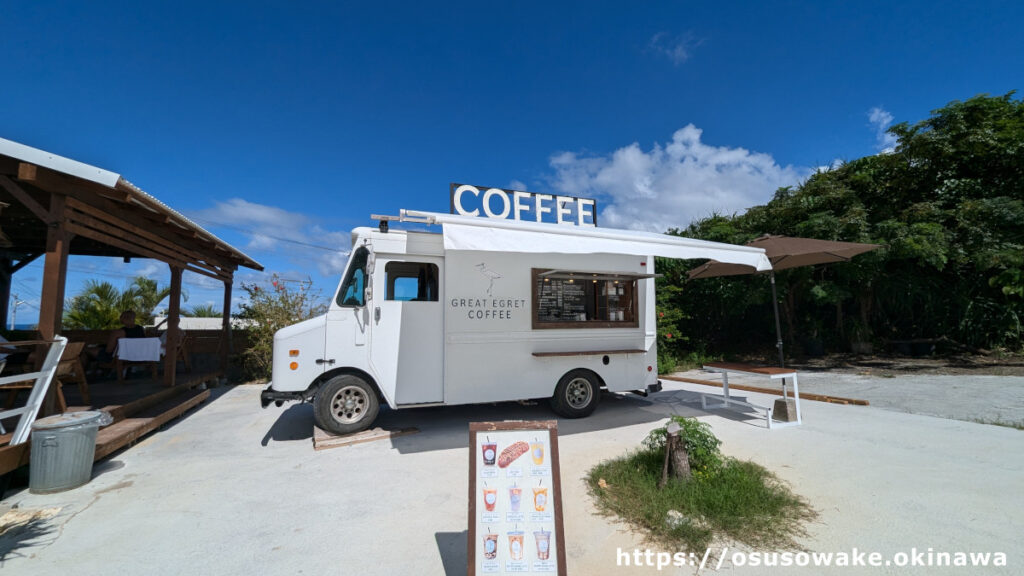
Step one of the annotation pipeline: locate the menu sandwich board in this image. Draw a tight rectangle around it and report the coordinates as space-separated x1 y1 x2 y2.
469 421 567 575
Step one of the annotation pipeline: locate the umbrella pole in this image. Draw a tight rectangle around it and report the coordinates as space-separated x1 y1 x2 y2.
770 270 785 367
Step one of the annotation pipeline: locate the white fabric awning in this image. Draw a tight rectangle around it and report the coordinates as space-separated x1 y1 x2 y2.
401 210 772 271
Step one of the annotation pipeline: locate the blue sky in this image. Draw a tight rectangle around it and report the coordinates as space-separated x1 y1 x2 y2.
2 1 1021 324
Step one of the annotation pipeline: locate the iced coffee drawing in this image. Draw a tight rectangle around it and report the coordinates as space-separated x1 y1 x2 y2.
482 437 497 466
530 438 544 465
483 530 498 560
508 529 524 561
483 484 497 512
533 480 548 512
534 528 551 560
509 482 522 512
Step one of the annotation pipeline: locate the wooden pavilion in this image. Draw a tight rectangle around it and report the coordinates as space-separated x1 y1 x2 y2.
0 136 262 478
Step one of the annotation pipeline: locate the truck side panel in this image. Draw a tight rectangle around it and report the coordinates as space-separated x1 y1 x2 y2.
443 250 655 405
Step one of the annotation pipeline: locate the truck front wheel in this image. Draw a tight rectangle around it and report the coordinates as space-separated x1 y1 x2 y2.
550 369 601 418
314 374 380 435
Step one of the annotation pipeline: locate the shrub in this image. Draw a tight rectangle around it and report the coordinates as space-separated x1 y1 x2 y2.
641 415 723 474
235 275 326 381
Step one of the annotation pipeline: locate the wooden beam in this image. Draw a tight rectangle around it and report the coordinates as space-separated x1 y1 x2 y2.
10 164 252 270
63 222 229 281
163 265 182 387
66 197 233 274
10 253 41 273
17 162 38 181
66 206 226 278
0 174 49 222
64 194 237 272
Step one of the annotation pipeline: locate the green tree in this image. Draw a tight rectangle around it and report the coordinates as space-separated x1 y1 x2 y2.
186 304 222 317
672 92 1024 356
63 276 175 329
236 275 327 381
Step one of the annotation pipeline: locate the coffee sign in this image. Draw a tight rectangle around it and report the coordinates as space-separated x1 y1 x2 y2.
469 421 567 575
451 183 597 227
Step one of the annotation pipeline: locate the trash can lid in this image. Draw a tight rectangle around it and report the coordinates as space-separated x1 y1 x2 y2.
31 411 104 430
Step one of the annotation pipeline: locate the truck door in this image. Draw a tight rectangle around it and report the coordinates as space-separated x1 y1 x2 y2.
324 245 372 374
369 257 444 404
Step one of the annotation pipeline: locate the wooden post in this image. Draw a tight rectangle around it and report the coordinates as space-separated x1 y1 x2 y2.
163 265 182 387
37 194 71 414
220 277 232 377
0 258 11 330
659 422 691 488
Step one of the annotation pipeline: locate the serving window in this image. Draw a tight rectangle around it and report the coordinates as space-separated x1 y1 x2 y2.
532 268 639 329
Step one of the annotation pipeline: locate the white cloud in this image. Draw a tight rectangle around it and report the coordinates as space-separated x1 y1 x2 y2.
134 262 161 278
547 125 810 231
868 107 898 153
190 198 351 276
647 32 700 65
508 179 528 191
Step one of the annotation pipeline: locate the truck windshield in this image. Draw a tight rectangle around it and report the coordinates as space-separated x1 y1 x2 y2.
336 247 369 307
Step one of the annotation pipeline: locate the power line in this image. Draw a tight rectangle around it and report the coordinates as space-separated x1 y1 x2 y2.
188 216 348 253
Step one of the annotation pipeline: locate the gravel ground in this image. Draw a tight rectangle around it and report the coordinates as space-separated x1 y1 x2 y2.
670 368 1024 427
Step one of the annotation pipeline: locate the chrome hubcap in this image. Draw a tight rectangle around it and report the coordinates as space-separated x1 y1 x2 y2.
331 385 368 423
566 378 593 409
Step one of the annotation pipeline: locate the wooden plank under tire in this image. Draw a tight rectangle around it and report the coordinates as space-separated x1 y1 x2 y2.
313 425 419 451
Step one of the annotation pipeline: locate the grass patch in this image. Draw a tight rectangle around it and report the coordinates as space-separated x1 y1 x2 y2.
586 419 815 552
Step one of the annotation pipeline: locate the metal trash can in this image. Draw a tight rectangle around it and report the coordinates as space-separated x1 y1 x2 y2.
29 411 105 494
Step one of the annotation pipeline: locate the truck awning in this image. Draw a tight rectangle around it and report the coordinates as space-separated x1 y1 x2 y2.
399 210 773 271
538 269 662 280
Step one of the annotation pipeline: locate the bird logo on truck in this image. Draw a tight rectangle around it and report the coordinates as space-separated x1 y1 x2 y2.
475 262 502 296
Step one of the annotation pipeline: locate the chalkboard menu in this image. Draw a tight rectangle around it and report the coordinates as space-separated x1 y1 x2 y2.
469 421 567 575
536 278 587 322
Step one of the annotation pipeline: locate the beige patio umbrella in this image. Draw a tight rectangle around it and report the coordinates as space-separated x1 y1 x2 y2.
687 235 881 365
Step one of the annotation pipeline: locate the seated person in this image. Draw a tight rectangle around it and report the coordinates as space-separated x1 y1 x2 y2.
97 310 147 362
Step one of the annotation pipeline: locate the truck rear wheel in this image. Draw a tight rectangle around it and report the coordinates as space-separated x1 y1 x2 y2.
314 374 380 435
550 369 601 418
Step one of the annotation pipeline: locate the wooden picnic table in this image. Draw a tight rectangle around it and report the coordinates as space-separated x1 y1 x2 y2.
699 362 802 429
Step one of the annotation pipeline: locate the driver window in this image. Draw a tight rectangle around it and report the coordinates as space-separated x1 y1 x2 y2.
336 247 370 307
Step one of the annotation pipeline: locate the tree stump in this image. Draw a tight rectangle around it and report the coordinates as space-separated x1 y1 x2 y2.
659 422 692 487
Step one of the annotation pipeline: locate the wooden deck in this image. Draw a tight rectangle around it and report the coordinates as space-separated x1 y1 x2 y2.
0 370 223 477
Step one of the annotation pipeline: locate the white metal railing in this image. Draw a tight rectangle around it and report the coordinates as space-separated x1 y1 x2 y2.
0 336 68 445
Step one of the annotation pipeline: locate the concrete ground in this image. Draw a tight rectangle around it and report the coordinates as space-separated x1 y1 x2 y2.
1 372 1022 575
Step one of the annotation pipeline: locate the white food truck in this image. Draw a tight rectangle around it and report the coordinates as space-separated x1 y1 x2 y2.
260 209 771 434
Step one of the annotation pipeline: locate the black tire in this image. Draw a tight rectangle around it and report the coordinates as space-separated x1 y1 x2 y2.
550 369 601 418
314 374 380 435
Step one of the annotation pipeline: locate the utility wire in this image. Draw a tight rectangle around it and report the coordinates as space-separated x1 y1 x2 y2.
188 216 348 253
